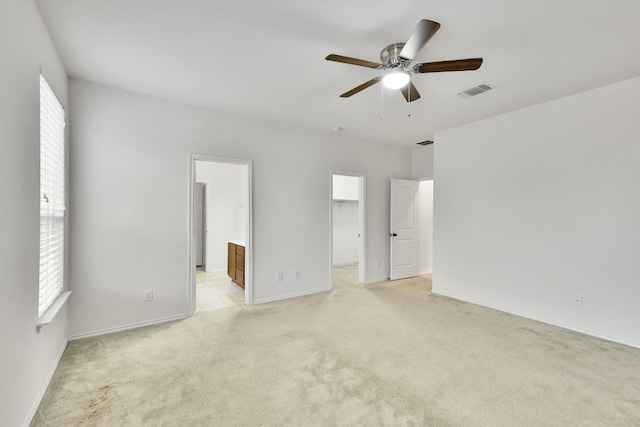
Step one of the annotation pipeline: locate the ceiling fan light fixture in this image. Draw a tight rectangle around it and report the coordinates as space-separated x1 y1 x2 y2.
382 70 410 89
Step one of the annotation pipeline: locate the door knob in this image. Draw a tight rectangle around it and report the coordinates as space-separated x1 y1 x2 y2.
390 233 397 237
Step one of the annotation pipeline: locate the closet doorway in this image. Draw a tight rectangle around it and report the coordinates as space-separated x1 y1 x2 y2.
189 155 253 315
330 172 366 286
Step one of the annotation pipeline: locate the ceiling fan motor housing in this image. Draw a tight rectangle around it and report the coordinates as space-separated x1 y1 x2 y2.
380 43 410 70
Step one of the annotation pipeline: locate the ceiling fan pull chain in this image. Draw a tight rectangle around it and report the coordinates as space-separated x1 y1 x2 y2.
380 84 384 120
408 78 412 117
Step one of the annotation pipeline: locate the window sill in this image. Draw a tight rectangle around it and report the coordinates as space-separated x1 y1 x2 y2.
37 291 71 333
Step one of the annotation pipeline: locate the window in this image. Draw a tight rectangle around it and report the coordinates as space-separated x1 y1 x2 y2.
39 75 65 318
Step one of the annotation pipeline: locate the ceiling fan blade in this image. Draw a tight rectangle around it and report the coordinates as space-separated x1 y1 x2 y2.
399 19 441 61
340 77 382 98
414 58 483 73
399 81 421 102
326 54 382 69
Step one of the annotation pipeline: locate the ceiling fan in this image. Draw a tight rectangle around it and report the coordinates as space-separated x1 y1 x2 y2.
326 19 483 102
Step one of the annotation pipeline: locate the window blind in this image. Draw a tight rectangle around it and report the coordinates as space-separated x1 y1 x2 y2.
39 75 65 318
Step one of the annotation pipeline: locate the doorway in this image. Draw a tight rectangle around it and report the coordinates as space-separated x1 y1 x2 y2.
189 155 252 315
417 179 433 277
330 172 366 287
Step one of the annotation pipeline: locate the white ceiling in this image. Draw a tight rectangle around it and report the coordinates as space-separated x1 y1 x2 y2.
36 0 640 148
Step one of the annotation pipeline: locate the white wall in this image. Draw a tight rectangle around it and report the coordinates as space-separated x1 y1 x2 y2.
411 145 434 179
434 77 640 348
418 180 433 275
195 161 246 272
0 1 69 425
67 79 411 337
332 174 359 200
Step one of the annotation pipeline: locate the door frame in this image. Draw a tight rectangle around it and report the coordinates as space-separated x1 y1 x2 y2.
188 154 253 315
330 170 366 287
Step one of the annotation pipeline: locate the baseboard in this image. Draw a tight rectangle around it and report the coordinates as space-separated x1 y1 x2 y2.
69 314 188 341
204 268 226 274
23 337 68 427
253 287 332 304
365 274 430 284
431 289 640 350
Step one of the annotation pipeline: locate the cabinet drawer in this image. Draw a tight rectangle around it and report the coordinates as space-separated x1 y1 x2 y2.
236 245 245 256
236 254 244 271
236 269 245 288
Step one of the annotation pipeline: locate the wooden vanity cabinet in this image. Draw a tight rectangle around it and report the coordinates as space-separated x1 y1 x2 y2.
227 242 245 288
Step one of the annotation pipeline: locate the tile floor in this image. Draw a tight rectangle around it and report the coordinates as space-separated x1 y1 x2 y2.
195 268 244 312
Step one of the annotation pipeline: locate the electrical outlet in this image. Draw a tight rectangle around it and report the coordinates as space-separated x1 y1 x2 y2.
573 294 583 306
468 275 472 283
144 289 153 302
294 269 300 279
277 272 283 281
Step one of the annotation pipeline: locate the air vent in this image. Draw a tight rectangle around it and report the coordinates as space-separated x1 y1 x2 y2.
416 140 433 146
457 83 493 98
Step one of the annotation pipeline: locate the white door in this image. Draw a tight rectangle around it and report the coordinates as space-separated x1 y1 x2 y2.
390 179 419 280
194 183 205 267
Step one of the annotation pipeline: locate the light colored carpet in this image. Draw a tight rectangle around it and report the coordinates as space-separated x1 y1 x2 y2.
32 265 640 426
